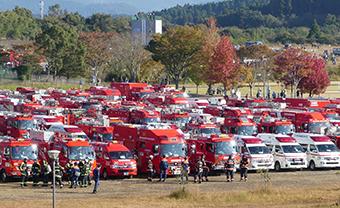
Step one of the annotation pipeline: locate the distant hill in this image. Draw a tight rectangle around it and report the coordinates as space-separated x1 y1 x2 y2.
155 0 340 28
0 0 223 16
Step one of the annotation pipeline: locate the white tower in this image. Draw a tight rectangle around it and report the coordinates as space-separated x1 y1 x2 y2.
40 0 45 19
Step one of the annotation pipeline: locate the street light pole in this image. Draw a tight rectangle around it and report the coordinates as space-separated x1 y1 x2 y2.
52 159 56 208
48 150 60 208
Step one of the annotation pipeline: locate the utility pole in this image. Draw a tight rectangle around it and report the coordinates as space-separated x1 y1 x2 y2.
40 0 45 19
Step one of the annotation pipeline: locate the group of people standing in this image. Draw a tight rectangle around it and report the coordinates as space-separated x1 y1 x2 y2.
19 158 101 194
146 154 250 184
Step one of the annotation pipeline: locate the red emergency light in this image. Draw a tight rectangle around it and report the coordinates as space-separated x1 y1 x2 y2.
276 137 296 143
311 136 331 142
242 138 262 144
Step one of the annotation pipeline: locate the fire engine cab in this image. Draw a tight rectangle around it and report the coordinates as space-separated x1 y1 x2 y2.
292 133 340 170
0 137 38 182
223 117 257 136
233 135 273 170
257 133 307 171
187 134 237 172
0 113 33 138
258 117 295 135
113 124 186 175
92 142 137 178
47 125 88 140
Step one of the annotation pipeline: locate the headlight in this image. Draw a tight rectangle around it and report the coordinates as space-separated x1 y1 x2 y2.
130 163 137 168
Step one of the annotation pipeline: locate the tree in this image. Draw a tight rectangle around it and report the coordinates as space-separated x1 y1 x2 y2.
273 48 314 97
85 13 115 32
79 32 117 84
237 45 275 97
190 18 220 94
298 57 330 97
36 17 86 80
147 25 205 89
307 19 322 41
208 36 240 91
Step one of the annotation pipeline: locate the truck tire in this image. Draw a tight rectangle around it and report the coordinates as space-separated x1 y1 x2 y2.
309 161 316 171
0 170 7 183
102 169 108 180
274 162 281 172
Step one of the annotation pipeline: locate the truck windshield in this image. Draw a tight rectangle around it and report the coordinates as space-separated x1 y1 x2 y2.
109 151 133 159
100 133 113 142
17 120 34 130
142 118 160 123
214 142 235 155
237 126 256 136
175 117 190 123
160 143 186 157
248 146 271 154
201 128 221 135
316 144 339 152
274 125 294 134
11 145 38 160
282 145 304 153
68 146 95 160
309 122 331 134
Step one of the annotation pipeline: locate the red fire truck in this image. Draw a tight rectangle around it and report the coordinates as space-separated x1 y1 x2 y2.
111 82 154 101
78 124 114 142
0 137 39 182
187 134 238 172
129 109 160 124
258 117 295 135
0 113 34 138
161 111 190 129
274 98 331 108
222 117 257 136
87 86 121 101
113 124 186 175
92 142 137 178
281 111 331 134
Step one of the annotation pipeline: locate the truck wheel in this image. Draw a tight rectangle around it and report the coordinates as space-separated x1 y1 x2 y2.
274 162 281 172
309 161 316 171
102 169 108 180
0 170 7 183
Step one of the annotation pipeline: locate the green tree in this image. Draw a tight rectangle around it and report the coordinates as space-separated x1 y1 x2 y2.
307 19 322 41
147 25 205 89
36 17 85 80
86 13 115 32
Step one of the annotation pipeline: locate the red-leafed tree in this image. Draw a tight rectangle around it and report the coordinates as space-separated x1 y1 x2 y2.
298 57 330 97
273 48 314 97
208 36 239 91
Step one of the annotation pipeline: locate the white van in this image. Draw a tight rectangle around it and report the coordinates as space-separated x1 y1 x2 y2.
257 133 307 171
292 133 340 170
234 135 274 170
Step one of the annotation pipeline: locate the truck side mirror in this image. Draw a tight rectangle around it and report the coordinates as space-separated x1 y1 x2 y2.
153 145 159 154
4 147 10 157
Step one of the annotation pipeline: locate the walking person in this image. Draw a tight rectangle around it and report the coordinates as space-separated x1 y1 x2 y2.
180 157 190 184
19 158 29 187
31 160 41 187
194 157 203 184
202 155 209 182
65 161 73 185
53 161 64 188
240 155 250 182
92 164 101 194
147 155 154 182
42 160 51 187
78 160 85 187
159 155 168 182
70 162 80 188
224 155 235 182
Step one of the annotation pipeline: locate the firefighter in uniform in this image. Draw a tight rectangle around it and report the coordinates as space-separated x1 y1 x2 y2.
202 155 209 182
240 155 250 182
42 160 51 187
194 157 203 184
147 155 154 182
82 159 90 187
78 160 85 187
70 162 80 188
225 155 235 182
19 158 29 187
53 161 64 188
65 161 73 185
86 160 92 186
32 160 41 186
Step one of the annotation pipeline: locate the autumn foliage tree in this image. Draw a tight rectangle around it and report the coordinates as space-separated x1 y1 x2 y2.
273 48 314 97
208 36 239 91
298 57 330 97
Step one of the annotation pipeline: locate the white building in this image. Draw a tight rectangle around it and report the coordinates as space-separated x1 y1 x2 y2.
132 15 162 45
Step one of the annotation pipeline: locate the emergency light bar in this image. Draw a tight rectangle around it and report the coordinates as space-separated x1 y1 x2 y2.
276 137 296 143
311 136 331 142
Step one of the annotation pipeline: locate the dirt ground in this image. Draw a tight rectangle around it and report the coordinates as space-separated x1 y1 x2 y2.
1 170 340 208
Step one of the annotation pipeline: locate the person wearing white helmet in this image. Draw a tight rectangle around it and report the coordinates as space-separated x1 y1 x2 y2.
147 155 154 182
